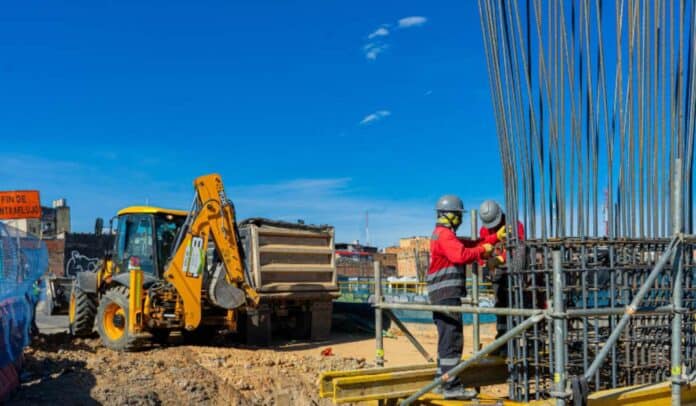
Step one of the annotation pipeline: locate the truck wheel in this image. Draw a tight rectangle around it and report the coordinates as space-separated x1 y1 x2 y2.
68 283 97 337
96 286 139 351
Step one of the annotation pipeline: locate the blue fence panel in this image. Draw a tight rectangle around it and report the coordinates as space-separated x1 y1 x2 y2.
0 222 46 370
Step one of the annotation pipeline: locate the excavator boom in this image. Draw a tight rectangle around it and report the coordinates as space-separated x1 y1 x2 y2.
163 173 259 330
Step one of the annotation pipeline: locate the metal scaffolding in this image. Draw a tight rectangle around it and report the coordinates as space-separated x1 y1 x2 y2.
322 1 696 404
367 232 695 405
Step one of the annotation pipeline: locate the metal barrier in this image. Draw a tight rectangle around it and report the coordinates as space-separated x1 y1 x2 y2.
337 279 494 302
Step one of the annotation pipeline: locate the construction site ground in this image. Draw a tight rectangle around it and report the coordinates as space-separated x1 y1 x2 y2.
9 316 500 405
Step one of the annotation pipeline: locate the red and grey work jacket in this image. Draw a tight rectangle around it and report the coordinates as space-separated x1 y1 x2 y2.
427 225 498 304
478 221 525 266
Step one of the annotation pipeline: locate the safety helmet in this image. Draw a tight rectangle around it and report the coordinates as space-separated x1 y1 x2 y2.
435 195 464 213
479 200 503 229
435 195 464 230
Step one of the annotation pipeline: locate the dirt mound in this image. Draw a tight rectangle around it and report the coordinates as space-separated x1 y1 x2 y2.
9 334 369 405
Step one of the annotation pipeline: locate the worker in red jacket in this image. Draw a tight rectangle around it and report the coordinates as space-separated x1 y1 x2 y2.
427 195 503 400
479 200 525 354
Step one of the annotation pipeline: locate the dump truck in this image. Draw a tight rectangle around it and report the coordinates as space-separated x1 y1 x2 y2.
238 218 339 345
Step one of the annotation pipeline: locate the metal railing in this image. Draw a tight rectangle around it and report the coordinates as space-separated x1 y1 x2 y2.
370 233 695 405
337 279 494 302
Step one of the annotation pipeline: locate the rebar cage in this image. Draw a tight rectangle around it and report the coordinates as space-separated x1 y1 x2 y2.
505 237 696 402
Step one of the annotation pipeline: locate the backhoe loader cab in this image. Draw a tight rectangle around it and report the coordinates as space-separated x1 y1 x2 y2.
110 207 187 279
68 174 259 351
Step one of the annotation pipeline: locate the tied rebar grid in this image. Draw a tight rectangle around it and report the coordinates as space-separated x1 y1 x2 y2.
504 238 696 401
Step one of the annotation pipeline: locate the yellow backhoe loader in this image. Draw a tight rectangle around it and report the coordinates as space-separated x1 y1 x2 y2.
67 174 259 350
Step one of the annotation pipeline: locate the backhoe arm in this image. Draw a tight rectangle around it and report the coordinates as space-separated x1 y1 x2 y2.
163 174 259 330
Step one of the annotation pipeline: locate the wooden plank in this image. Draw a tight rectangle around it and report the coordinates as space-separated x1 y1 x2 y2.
588 380 696 406
319 358 507 403
331 358 507 403
318 363 436 398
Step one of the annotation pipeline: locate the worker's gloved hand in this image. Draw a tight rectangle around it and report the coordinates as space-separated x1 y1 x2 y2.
496 225 507 241
481 243 494 258
487 255 505 270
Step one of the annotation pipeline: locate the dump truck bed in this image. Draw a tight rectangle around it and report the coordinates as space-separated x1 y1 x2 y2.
239 218 339 298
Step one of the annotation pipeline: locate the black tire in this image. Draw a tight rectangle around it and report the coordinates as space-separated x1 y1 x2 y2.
68 283 97 337
96 286 139 351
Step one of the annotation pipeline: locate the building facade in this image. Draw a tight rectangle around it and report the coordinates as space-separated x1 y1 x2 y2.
335 242 397 278
386 236 431 279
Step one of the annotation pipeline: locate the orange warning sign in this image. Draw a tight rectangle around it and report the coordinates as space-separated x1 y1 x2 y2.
0 190 42 220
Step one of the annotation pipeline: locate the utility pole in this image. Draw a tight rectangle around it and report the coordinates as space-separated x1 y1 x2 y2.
365 211 369 246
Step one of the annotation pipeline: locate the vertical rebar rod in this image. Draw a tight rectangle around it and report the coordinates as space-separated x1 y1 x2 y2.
593 248 600 388
552 250 566 405
374 261 384 368
671 159 684 405
609 246 618 388
471 209 480 354
581 246 589 374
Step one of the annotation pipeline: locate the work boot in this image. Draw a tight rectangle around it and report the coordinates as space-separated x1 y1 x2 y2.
443 385 477 400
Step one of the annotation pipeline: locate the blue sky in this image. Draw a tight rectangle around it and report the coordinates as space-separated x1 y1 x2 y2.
0 1 503 247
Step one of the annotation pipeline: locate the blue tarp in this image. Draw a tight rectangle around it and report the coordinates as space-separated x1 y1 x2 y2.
0 222 46 369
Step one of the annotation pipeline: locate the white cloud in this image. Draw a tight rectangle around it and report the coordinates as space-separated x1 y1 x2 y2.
368 27 390 39
359 110 391 125
398 16 427 28
362 17 427 62
363 42 388 60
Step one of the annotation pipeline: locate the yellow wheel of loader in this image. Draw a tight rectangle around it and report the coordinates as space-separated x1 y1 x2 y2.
68 173 259 350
